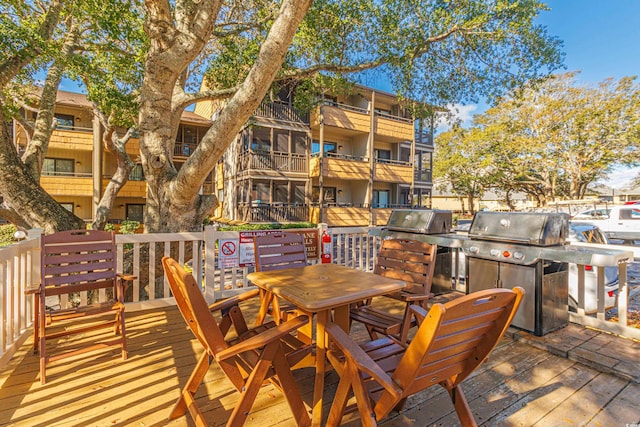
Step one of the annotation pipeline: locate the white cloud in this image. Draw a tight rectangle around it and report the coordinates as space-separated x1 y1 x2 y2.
598 166 640 189
435 103 478 133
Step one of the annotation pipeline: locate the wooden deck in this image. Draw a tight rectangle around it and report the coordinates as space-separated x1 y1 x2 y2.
1 298 640 427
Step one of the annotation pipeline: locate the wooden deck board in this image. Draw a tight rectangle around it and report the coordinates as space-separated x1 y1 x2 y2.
1 301 640 427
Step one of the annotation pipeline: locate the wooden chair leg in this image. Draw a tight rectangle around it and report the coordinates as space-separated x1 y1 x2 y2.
326 365 354 427
169 352 210 422
272 345 310 426
227 341 280 427
447 385 477 427
32 295 40 353
350 363 377 427
120 309 127 359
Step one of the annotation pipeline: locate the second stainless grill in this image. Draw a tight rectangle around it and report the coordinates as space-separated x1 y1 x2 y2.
464 211 569 336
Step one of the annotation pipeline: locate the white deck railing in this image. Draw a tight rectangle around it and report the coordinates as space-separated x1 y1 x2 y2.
1 225 639 368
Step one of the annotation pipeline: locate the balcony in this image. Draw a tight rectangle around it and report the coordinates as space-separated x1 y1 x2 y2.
101 178 147 198
373 158 413 183
415 131 434 147
239 151 307 174
317 101 370 133
49 126 94 150
374 111 413 141
310 204 370 227
40 172 93 196
309 153 369 179
238 203 309 223
254 100 309 124
173 141 197 158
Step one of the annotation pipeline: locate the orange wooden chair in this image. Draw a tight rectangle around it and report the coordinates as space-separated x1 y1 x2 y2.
26 229 133 384
327 287 524 427
162 256 311 427
253 232 307 325
349 238 437 343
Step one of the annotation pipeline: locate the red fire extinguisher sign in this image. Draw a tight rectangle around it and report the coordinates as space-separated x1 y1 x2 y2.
321 230 332 263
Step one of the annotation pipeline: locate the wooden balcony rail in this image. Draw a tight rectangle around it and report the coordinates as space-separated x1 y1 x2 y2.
374 110 413 124
374 157 411 166
311 152 369 162
42 171 93 178
254 100 310 123
416 132 434 146
239 203 309 223
240 151 308 173
173 142 197 157
321 100 369 114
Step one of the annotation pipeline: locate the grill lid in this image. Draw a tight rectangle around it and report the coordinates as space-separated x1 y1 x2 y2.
468 211 569 246
385 209 452 234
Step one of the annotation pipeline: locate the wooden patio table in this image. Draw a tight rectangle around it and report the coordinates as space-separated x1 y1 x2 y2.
247 263 406 426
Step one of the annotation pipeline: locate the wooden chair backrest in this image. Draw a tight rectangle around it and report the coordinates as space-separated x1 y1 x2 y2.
254 232 307 272
162 257 228 355
41 230 118 298
390 288 523 399
373 238 436 296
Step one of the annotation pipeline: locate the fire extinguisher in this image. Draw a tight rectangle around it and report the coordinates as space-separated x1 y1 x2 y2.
321 230 332 263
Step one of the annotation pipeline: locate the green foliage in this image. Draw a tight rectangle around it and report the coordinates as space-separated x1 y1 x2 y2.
104 223 116 232
0 224 18 247
119 220 140 234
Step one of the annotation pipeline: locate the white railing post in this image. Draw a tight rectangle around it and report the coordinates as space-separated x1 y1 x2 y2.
204 225 217 303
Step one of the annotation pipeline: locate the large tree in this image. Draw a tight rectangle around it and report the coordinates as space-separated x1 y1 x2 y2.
0 0 145 232
476 72 640 204
2 0 564 233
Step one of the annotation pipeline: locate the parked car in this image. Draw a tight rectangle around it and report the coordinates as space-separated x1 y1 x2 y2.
454 221 618 314
571 208 611 220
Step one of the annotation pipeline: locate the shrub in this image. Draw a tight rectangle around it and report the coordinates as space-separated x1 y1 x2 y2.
0 224 18 247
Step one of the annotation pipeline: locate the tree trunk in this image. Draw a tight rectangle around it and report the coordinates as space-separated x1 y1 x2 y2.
139 0 312 233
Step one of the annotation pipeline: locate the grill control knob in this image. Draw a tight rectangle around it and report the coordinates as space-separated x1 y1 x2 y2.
513 251 525 260
468 246 479 254
490 249 500 257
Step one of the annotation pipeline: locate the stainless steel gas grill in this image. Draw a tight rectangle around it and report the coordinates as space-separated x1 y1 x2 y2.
373 209 460 294
464 211 570 336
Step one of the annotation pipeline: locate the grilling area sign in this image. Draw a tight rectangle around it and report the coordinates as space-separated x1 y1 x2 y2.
236 229 319 267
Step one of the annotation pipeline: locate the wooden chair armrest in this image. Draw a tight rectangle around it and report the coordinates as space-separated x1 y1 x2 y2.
325 322 402 397
117 273 137 281
408 304 429 325
399 291 435 302
25 284 41 295
208 289 261 313
215 315 309 361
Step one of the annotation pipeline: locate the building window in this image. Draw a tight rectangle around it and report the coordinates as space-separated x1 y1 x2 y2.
312 186 336 205
375 149 391 163
373 190 390 208
252 127 271 152
54 113 75 130
60 203 74 212
126 204 145 222
129 164 145 181
43 158 74 176
312 141 337 156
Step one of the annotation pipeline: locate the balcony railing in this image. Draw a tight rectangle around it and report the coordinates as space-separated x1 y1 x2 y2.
174 142 197 157
239 203 309 223
322 100 369 115
254 101 309 124
240 151 307 173
42 171 93 178
374 158 411 167
416 132 434 146
374 110 413 124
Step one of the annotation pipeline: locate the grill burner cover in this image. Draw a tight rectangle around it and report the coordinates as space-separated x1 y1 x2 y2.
468 211 569 246
385 209 452 234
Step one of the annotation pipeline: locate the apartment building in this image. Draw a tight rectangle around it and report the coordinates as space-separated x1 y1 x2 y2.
12 85 434 228
12 90 213 225
207 85 435 227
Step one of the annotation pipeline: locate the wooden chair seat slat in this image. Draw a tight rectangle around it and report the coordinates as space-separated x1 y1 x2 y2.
29 229 131 384
162 256 311 427
327 287 524 427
